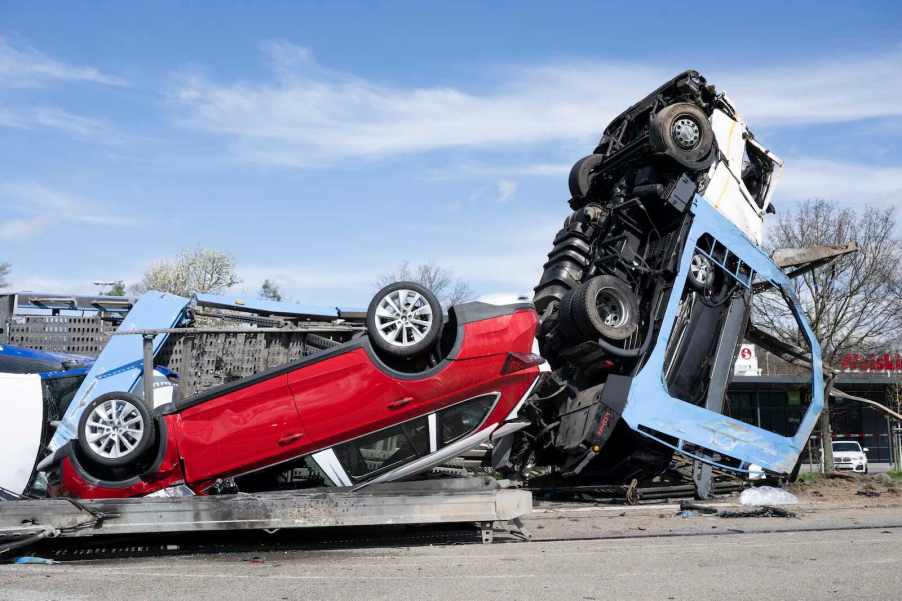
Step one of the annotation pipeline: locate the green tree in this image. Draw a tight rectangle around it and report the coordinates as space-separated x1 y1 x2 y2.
259 279 283 302
0 262 10 289
102 280 127 296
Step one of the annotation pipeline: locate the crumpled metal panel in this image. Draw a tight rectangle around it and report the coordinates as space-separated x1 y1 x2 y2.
621 197 824 475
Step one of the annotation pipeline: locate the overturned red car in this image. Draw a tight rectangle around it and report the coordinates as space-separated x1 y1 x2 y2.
48 283 541 499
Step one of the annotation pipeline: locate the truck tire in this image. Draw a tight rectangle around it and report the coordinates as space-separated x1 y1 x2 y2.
650 102 715 170
562 275 639 342
568 154 606 201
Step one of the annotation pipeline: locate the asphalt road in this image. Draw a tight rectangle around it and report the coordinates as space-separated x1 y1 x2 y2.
3 522 901 601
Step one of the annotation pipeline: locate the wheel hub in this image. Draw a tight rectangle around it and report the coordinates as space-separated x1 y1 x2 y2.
374 289 433 347
595 289 629 328
85 398 144 460
691 253 712 284
671 117 701 149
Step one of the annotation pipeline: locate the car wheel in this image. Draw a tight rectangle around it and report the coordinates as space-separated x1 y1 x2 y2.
564 275 639 342
650 102 715 170
367 281 443 358
77 392 154 468
865 465 869 475
687 252 716 291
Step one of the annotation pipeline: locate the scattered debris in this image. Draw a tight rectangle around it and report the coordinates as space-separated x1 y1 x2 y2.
739 486 799 506
719 506 798 519
13 556 57 565
856 486 881 498
679 500 719 515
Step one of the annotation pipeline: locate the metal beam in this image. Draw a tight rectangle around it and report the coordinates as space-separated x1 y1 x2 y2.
754 243 858 294
0 480 532 540
771 243 858 269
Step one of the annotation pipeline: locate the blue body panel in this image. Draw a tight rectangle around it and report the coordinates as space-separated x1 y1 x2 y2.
0 344 93 373
195 293 341 319
193 293 364 319
49 291 191 451
620 197 824 475
39 366 91 380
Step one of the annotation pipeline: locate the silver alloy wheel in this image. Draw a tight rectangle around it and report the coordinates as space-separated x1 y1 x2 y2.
690 253 713 286
84 397 145 460
671 116 701 149
374 288 434 348
595 289 630 328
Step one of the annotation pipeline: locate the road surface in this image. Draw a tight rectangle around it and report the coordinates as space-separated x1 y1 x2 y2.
2 504 901 601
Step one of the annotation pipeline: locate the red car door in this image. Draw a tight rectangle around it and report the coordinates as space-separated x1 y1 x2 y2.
176 374 307 484
286 347 409 451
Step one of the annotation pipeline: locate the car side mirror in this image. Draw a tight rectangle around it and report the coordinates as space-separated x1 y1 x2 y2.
863 448 869 453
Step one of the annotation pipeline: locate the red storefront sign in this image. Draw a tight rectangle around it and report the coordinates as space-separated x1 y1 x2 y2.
839 353 902 372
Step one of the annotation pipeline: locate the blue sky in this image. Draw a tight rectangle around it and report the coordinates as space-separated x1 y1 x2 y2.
2 1 901 306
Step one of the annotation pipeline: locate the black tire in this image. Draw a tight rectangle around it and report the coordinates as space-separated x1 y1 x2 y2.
563 275 639 342
77 392 155 468
650 102 714 170
687 252 715 291
367 281 443 358
568 154 606 200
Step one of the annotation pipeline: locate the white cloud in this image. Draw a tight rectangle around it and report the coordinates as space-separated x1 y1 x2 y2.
0 36 126 87
0 216 49 240
172 43 902 168
718 51 902 127
777 158 902 206
0 183 135 240
171 44 664 166
0 106 118 140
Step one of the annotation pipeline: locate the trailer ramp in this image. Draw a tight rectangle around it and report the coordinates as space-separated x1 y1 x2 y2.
1 478 531 555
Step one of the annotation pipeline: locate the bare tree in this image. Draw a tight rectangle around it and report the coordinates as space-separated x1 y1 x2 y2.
755 199 902 365
0 262 10 289
131 248 241 297
377 261 475 306
259 279 283 302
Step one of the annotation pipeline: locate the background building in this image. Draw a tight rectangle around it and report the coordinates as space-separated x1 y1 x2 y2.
729 345 901 464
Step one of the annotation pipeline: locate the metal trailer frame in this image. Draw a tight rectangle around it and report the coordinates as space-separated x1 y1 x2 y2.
2 298 533 556
0 478 532 555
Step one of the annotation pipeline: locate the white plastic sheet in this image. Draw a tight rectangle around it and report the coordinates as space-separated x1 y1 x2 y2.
739 485 799 506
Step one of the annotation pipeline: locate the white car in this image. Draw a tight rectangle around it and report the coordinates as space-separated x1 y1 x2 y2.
831 441 869 473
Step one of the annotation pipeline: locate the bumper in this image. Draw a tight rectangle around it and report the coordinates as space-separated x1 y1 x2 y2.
835 463 867 472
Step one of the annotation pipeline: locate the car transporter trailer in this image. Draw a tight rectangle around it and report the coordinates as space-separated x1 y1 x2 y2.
0 476 532 557
1 322 534 557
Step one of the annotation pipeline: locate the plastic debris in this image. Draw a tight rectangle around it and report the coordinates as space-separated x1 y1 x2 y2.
14 556 58 565
739 486 798 506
